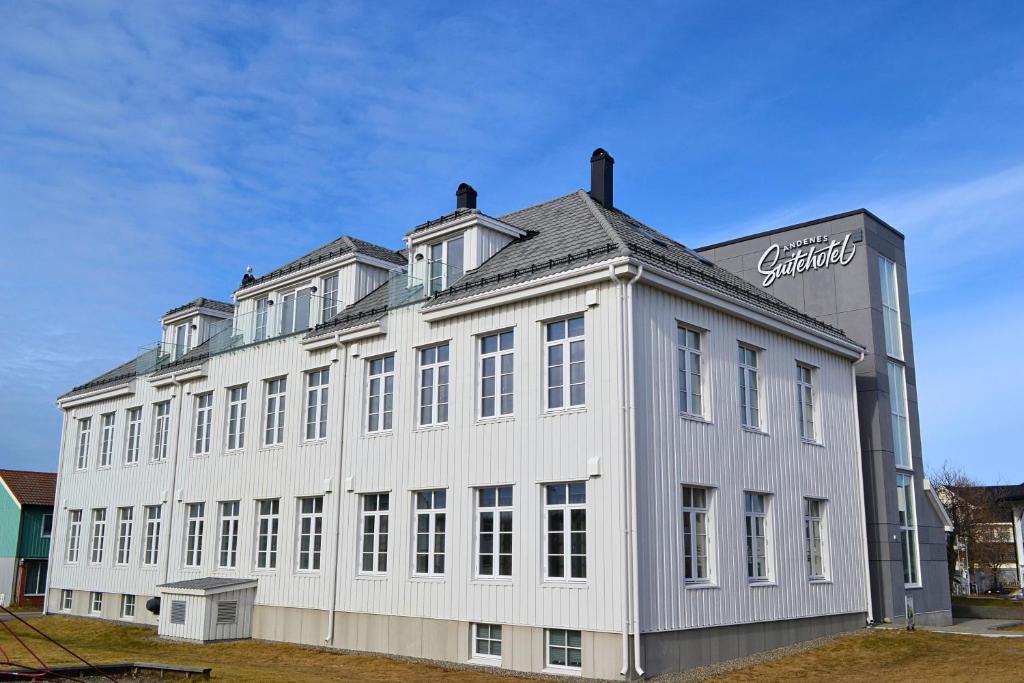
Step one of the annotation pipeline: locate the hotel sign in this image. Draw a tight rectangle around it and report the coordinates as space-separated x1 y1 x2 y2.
757 233 857 287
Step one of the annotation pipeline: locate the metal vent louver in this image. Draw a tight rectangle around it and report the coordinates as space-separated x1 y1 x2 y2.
216 600 238 625
169 600 186 625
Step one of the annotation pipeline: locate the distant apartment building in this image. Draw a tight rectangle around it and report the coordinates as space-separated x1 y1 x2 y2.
942 484 1024 594
0 469 56 607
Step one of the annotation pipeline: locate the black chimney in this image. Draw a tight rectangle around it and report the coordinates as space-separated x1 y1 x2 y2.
456 183 477 210
589 148 614 208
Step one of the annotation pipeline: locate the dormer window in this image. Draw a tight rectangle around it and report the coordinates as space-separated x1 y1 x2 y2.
321 273 340 321
428 236 464 294
280 286 313 334
173 323 193 359
254 298 269 342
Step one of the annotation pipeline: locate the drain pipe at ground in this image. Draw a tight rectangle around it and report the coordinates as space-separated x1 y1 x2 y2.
850 352 875 626
611 264 632 677
325 334 349 644
625 264 644 677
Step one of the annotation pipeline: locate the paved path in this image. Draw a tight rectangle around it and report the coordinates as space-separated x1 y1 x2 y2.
0 611 42 622
918 617 1024 637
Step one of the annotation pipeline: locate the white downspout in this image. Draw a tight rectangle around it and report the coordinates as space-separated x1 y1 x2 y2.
850 353 874 625
325 333 348 643
626 265 644 677
160 375 189 586
611 265 631 677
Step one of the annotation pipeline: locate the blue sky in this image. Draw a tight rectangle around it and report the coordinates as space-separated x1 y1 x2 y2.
1 1 1021 483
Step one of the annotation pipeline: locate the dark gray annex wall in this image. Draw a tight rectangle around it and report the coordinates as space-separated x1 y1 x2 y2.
697 210 951 626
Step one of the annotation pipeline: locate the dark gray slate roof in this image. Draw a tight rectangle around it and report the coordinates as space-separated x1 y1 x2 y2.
238 235 404 292
406 207 477 236
163 297 234 318
59 356 139 400
158 577 256 591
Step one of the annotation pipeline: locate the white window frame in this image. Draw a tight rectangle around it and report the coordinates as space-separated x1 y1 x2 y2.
89 508 106 565
124 406 142 465
417 343 450 427
366 355 395 434
173 322 193 360
804 498 827 580
99 413 115 468
66 510 82 563
41 513 53 538
255 499 280 570
115 506 133 566
479 330 514 419
413 489 446 576
545 628 582 671
744 492 770 583
297 496 324 572
304 369 330 441
254 297 269 341
321 273 340 322
797 364 817 442
218 500 240 569
143 505 162 567
121 594 136 619
279 285 314 335
888 361 912 469
682 485 711 584
360 493 389 574
545 316 585 411
193 392 213 455
738 345 760 430
152 401 171 462
61 589 72 611
472 623 503 662
543 482 587 581
677 325 703 417
263 377 287 447
428 235 465 294
897 474 921 587
879 255 904 359
476 486 513 579
90 591 103 614
184 502 205 568
226 385 247 451
76 417 91 470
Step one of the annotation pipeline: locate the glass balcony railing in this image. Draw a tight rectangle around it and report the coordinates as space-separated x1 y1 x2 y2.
207 292 340 356
135 341 177 373
387 259 462 308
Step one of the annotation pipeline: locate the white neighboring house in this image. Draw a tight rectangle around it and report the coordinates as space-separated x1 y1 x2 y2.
48 151 872 679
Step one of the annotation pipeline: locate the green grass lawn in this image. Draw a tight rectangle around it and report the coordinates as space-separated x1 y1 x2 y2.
952 595 1023 608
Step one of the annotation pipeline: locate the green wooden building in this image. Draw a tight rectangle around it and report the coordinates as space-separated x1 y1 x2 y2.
0 469 56 607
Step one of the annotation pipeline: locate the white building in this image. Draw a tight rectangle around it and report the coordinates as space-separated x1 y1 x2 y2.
49 151 873 678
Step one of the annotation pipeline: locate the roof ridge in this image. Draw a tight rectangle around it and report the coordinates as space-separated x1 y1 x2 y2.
577 190 630 254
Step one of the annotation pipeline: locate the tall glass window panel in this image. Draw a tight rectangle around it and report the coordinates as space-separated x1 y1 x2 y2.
152 402 170 461
218 501 240 569
185 502 205 568
321 273 339 322
797 365 816 441
879 256 904 359
226 386 247 450
744 493 768 581
418 343 450 426
366 356 395 433
115 506 133 565
897 474 920 585
305 369 329 440
254 298 269 342
413 490 446 575
193 393 213 455
264 378 286 446
888 362 912 468
738 346 760 429
76 418 91 470
546 317 585 410
143 505 161 566
66 510 82 563
804 498 825 579
124 407 142 464
682 486 709 583
360 493 389 573
255 499 279 570
677 327 703 417
297 496 324 572
89 508 106 564
99 413 115 467
477 486 513 578
544 482 586 580
480 331 514 418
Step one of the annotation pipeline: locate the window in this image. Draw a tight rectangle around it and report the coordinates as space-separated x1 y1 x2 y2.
193 392 213 455
41 513 53 538
804 499 826 580
115 507 133 566
322 273 339 321
185 502 205 568
418 343 450 426
90 592 103 614
360 493 389 573
879 255 903 359
366 356 395 433
480 331 514 418
682 486 710 583
738 345 760 429
219 501 240 569
545 316 585 410
413 490 446 575
744 493 769 582
125 407 142 464
264 378 287 446
428 235 465 293
256 499 280 570
677 326 703 416
546 629 582 670
544 482 586 580
173 322 193 359
143 505 162 566
61 589 72 611
305 369 329 440
121 594 136 619
66 510 82 563
152 401 171 461
297 496 324 571
280 286 313 334
254 297 269 341
23 560 46 596
99 413 115 467
89 508 106 564
476 486 513 578
888 362 912 469
797 364 816 441
76 417 91 470
897 474 920 586
226 386 247 450
473 623 502 660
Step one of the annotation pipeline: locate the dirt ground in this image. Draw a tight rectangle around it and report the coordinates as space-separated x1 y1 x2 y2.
2 616 1024 682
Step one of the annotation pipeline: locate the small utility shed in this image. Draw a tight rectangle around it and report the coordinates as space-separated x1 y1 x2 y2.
157 577 256 643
